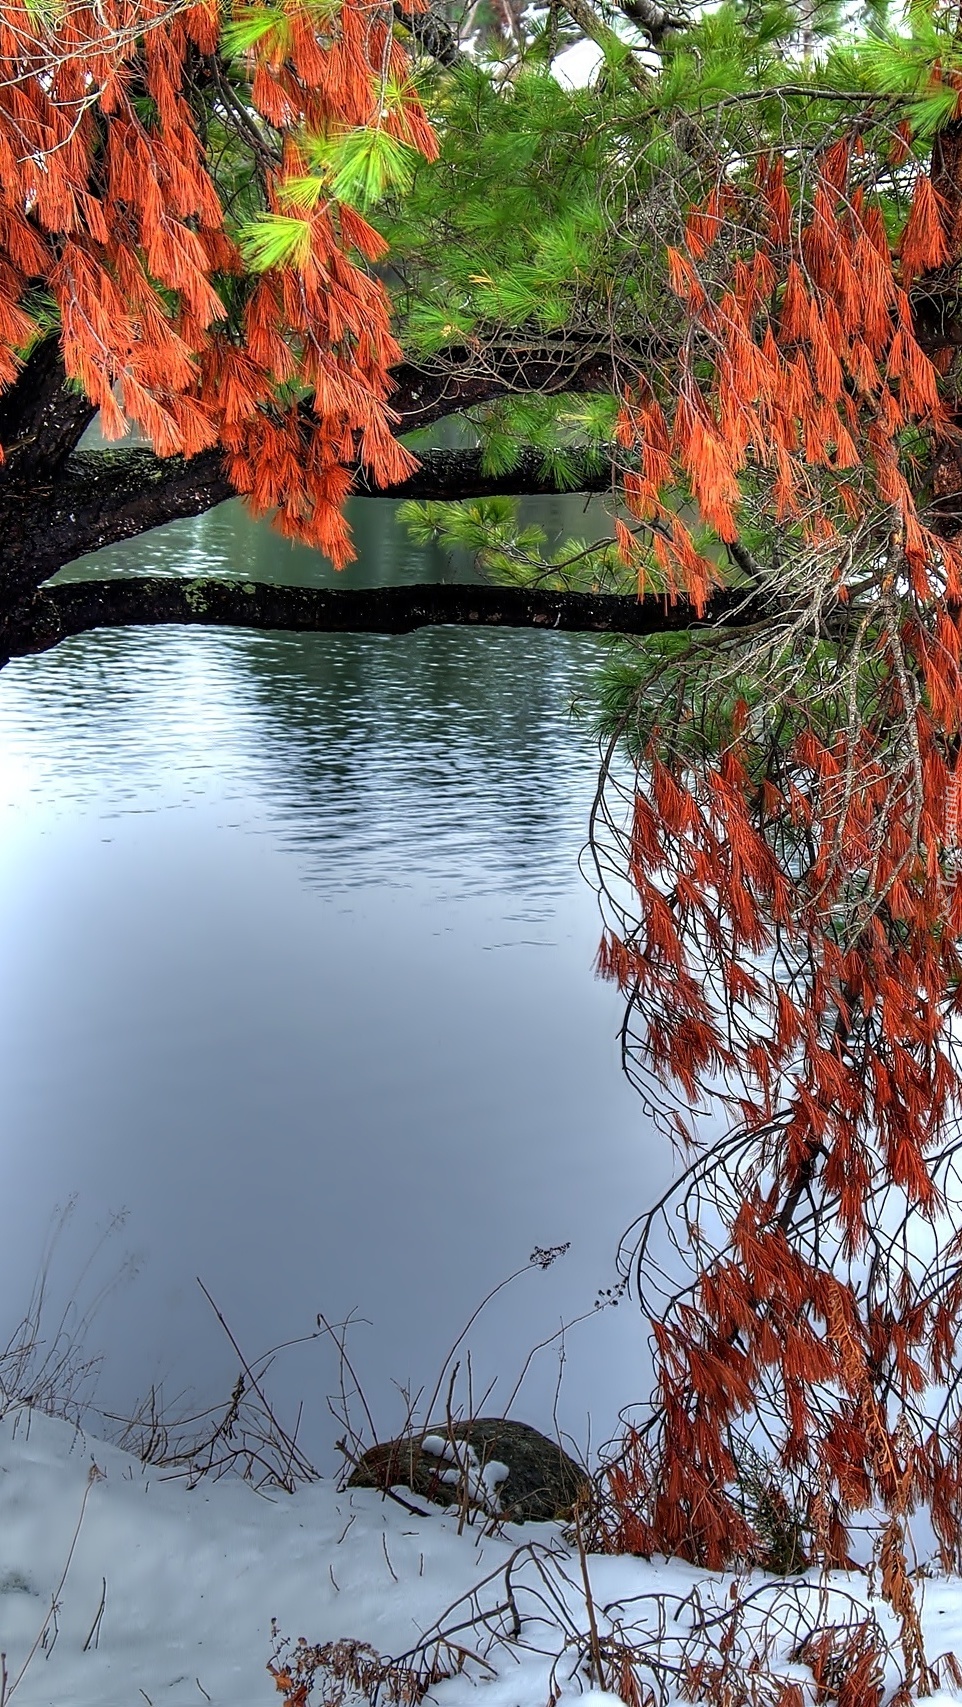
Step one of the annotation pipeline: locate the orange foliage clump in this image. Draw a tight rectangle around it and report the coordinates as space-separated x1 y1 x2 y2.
599 127 962 1605
0 0 435 561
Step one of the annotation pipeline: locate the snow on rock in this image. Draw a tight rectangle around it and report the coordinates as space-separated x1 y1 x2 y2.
0 1407 528 1707
348 1418 587 1524
2 1406 962 1707
481 1459 509 1494
421 1437 459 1465
424 1439 504 1514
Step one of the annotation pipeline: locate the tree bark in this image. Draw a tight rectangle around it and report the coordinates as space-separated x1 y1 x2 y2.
392 0 465 67
0 447 235 599
355 444 615 500
0 336 96 480
0 576 768 663
386 339 628 432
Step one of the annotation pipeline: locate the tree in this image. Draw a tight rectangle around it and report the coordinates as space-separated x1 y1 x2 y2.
0 0 810 654
11 0 962 1643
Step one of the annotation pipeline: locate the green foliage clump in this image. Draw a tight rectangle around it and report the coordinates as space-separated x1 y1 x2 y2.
399 494 626 589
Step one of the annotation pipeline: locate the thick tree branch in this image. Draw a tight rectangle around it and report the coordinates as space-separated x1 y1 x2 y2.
392 0 465 66
0 448 235 595
559 0 650 88
0 577 768 662
0 335 627 596
0 336 97 479
2 445 614 595
70 441 615 518
356 444 615 499
386 339 623 431
614 0 687 42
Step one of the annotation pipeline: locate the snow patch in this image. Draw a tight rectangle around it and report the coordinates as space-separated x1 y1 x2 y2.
1 1406 962 1707
423 1436 504 1514
420 1435 458 1464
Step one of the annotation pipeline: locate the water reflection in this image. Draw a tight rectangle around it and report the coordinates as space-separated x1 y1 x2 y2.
0 495 663 1466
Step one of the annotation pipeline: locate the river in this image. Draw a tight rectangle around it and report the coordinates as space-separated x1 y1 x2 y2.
0 491 669 1469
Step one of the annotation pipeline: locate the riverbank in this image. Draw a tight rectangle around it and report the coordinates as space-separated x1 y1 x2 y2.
2 1404 962 1707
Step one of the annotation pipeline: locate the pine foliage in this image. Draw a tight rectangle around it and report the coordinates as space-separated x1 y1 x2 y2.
552 0 962 1612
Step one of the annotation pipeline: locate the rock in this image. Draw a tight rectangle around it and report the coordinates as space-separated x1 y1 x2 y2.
347 1417 589 1523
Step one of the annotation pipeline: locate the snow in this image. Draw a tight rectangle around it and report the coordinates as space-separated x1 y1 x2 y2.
420 1438 509 1513
2 1404 962 1707
421 1436 458 1464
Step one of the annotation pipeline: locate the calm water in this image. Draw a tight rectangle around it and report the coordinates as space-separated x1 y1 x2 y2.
0 494 668 1466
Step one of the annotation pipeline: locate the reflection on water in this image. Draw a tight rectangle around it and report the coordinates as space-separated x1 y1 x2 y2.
0 495 664 1465
15 621 602 905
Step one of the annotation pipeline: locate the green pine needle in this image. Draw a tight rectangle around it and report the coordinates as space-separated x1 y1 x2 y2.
238 214 313 272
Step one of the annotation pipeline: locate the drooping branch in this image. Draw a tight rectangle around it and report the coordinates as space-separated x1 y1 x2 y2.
0 576 773 662
355 444 616 499
0 334 629 595
72 440 615 522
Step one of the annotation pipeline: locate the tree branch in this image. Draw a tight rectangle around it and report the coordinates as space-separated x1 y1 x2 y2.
0 332 640 598
1 577 768 662
0 448 235 594
558 0 650 88
613 0 687 43
1 444 613 594
387 339 624 431
0 335 97 479
0 332 627 594
358 444 616 498
392 0 465 66
74 442 616 516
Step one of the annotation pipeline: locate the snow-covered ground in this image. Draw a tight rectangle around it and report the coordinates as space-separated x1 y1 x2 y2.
2 1406 962 1707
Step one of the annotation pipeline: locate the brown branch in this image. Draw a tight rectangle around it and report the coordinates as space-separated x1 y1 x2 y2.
613 0 687 43
0 448 235 597
357 444 616 498
0 577 769 662
0 335 97 479
0 443 614 599
556 0 651 89
0 334 647 598
74 443 616 512
392 0 465 66
387 340 624 432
